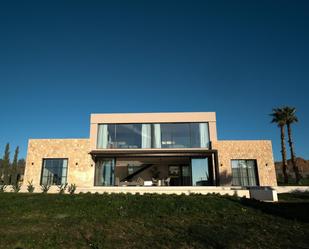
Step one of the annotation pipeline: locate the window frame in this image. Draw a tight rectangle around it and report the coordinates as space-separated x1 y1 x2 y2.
97 122 209 149
94 158 115 186
40 158 69 186
231 159 259 187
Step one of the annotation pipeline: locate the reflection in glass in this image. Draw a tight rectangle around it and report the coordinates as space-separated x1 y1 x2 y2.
191 158 209 186
94 158 115 186
97 122 210 149
41 159 68 185
231 160 258 186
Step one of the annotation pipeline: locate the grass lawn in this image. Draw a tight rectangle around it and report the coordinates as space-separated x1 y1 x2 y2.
0 193 308 249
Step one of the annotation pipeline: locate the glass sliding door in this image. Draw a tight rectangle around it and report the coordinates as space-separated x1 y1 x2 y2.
199 123 209 148
191 158 212 186
94 158 115 186
97 124 108 149
168 165 191 186
141 124 151 148
181 165 192 186
152 124 162 148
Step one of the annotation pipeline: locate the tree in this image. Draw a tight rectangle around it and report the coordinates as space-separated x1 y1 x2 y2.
0 159 2 180
282 106 301 184
17 158 26 181
270 108 289 184
11 146 19 185
2 143 10 185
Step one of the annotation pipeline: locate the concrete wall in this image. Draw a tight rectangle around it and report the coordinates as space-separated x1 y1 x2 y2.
23 139 94 190
273 186 309 193
213 140 277 186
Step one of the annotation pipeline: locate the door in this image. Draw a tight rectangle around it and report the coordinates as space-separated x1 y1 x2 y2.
168 165 191 186
191 158 213 186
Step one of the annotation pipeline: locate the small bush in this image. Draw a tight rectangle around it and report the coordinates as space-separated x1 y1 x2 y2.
12 182 22 193
57 183 68 194
0 185 7 193
68 183 76 194
41 184 50 193
27 180 35 193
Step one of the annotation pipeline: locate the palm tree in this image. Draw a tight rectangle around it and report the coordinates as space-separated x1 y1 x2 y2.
282 106 301 184
270 108 289 184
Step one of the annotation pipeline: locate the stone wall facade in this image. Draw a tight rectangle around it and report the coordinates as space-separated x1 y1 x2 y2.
23 139 94 190
213 140 277 186
23 139 277 190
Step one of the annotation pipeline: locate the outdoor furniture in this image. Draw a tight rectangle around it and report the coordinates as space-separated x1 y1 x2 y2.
119 181 138 186
164 177 171 186
144 181 152 186
136 177 144 186
152 178 158 186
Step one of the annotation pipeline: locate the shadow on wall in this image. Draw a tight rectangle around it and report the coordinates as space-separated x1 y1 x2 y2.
219 170 232 185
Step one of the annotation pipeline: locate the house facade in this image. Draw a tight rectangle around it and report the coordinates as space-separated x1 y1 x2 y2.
23 112 277 192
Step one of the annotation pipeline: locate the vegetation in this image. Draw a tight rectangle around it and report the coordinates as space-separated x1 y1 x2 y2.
10 146 19 185
68 183 77 194
281 107 301 183
0 143 25 186
271 106 300 184
1 143 11 185
0 184 7 193
12 182 22 193
0 193 308 249
277 176 309 186
58 183 68 194
41 184 51 193
27 180 35 193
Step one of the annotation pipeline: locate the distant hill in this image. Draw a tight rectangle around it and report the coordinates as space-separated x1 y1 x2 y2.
275 157 309 178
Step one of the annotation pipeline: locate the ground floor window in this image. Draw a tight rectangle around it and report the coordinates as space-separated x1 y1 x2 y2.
93 156 215 187
231 160 258 186
41 159 68 185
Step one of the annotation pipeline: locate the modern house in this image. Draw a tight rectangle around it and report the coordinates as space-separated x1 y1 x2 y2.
23 112 277 194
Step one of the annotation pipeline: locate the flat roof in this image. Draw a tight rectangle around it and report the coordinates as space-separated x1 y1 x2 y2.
91 112 216 124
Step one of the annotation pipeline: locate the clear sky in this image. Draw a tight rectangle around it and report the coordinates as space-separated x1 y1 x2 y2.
0 0 308 161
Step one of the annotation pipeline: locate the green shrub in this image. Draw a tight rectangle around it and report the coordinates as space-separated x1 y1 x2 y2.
12 182 22 193
57 183 68 194
0 185 7 193
41 184 50 193
27 180 35 193
68 183 76 194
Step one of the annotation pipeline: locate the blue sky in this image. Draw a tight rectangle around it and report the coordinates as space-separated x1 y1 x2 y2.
0 0 308 161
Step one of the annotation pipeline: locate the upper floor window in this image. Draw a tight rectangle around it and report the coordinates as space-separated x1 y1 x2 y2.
97 122 209 149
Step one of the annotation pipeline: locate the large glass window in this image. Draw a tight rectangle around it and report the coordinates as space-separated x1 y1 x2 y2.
160 123 202 148
41 159 68 185
94 158 115 186
97 122 210 149
231 160 258 186
191 158 211 186
109 124 142 149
